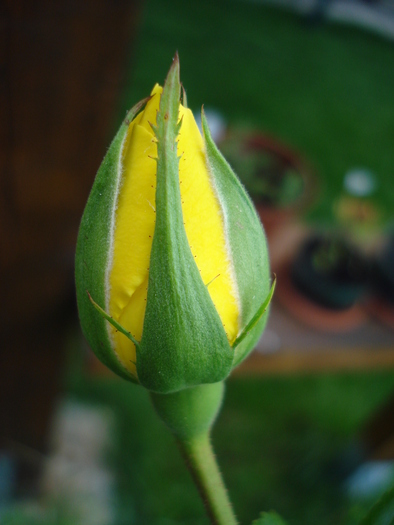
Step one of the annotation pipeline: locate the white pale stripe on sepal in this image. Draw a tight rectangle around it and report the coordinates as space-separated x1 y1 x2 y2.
203 147 242 336
75 97 150 384
201 110 271 366
200 112 245 336
103 129 130 359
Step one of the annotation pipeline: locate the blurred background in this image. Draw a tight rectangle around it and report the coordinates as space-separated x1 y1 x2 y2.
1 0 394 523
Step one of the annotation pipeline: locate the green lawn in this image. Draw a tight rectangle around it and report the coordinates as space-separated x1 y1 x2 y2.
119 0 394 228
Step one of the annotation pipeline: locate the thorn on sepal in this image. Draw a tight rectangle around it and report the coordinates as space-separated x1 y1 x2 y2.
181 83 187 108
205 274 220 288
148 121 158 133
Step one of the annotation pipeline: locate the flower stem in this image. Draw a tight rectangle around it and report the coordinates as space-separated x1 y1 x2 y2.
150 383 237 524
177 432 238 525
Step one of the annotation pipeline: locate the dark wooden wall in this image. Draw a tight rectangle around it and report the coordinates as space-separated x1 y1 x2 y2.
0 0 141 488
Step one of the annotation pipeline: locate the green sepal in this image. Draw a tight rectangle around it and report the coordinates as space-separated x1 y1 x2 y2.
201 110 271 367
150 382 224 440
138 55 233 393
75 97 149 383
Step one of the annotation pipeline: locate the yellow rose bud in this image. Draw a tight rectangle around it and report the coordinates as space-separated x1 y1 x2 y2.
75 55 273 393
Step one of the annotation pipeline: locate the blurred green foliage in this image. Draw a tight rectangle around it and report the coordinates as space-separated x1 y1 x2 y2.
65 367 394 525
121 0 394 228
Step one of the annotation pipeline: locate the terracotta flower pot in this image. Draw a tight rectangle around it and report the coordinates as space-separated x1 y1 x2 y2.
218 129 316 267
276 235 369 332
291 236 369 310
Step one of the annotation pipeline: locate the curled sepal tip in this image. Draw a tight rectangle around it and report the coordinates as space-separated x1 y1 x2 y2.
232 276 276 350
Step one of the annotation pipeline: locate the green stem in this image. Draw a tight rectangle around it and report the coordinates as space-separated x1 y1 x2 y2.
150 383 237 525
177 432 238 525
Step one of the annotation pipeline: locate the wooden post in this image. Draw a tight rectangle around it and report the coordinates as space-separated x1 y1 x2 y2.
0 0 141 489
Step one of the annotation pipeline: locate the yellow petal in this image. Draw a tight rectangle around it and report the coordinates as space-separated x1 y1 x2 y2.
178 105 239 343
108 89 239 375
108 121 157 374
